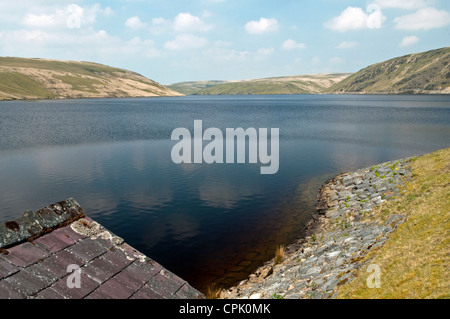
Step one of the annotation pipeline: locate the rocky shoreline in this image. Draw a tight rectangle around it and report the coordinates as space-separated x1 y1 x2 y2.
223 157 413 299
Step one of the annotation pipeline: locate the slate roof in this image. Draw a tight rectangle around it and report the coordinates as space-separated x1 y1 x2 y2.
0 198 204 299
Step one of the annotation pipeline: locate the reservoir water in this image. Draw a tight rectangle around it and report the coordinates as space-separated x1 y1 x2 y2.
0 94 449 292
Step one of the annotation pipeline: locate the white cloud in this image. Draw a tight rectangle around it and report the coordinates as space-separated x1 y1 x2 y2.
152 17 167 25
214 40 233 47
373 0 432 9
148 17 170 35
245 17 278 34
256 47 274 56
219 49 250 62
394 7 450 30
124 37 162 57
10 29 54 43
399 35 419 47
125 16 147 30
173 12 212 32
336 41 358 49
212 47 274 64
324 6 386 32
65 3 84 28
164 34 208 50
22 3 107 29
103 7 114 16
282 39 306 50
23 13 58 28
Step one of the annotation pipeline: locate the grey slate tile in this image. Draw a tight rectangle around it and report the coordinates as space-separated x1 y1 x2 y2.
145 270 186 298
112 263 150 291
86 276 135 299
35 287 67 299
5 268 51 297
65 238 108 262
39 249 85 278
0 280 26 299
133 258 163 277
1 242 50 267
0 199 205 299
50 272 99 299
0 257 19 279
174 283 205 299
131 285 167 299
81 255 121 284
34 225 85 253
101 247 134 270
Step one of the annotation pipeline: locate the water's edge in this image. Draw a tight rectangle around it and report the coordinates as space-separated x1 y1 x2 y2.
223 156 413 299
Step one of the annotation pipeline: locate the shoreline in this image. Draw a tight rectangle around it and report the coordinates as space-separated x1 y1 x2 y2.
2 92 448 102
222 157 413 299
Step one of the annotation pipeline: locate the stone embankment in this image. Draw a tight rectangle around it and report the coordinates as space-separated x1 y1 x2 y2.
223 158 413 299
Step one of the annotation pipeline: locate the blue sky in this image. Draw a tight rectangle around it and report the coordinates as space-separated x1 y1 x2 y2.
0 0 449 84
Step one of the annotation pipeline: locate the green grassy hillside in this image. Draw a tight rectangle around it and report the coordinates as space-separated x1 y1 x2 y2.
0 57 182 100
167 74 351 95
329 47 450 94
166 80 229 95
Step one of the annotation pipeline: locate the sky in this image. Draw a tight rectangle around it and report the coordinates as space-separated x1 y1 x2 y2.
0 0 449 84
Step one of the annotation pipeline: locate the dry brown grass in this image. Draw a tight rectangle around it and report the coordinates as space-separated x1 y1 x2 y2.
274 245 285 265
204 283 223 299
337 148 450 299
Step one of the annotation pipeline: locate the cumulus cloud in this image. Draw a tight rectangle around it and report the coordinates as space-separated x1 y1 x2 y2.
23 13 59 28
125 16 147 30
22 3 108 29
324 6 386 32
164 34 208 50
336 41 358 49
399 35 419 47
245 17 278 34
173 12 212 32
65 3 84 28
256 47 274 56
281 39 306 50
123 36 162 57
394 7 450 30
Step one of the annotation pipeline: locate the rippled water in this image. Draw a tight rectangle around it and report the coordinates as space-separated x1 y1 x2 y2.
0 95 449 291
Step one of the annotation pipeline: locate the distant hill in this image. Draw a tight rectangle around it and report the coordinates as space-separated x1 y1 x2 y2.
166 80 230 95
168 74 351 95
329 47 450 94
0 57 182 100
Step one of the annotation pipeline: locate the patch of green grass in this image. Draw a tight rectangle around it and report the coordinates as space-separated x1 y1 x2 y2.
0 72 55 99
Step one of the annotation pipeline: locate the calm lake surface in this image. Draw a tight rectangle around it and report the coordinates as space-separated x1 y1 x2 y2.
0 94 449 291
